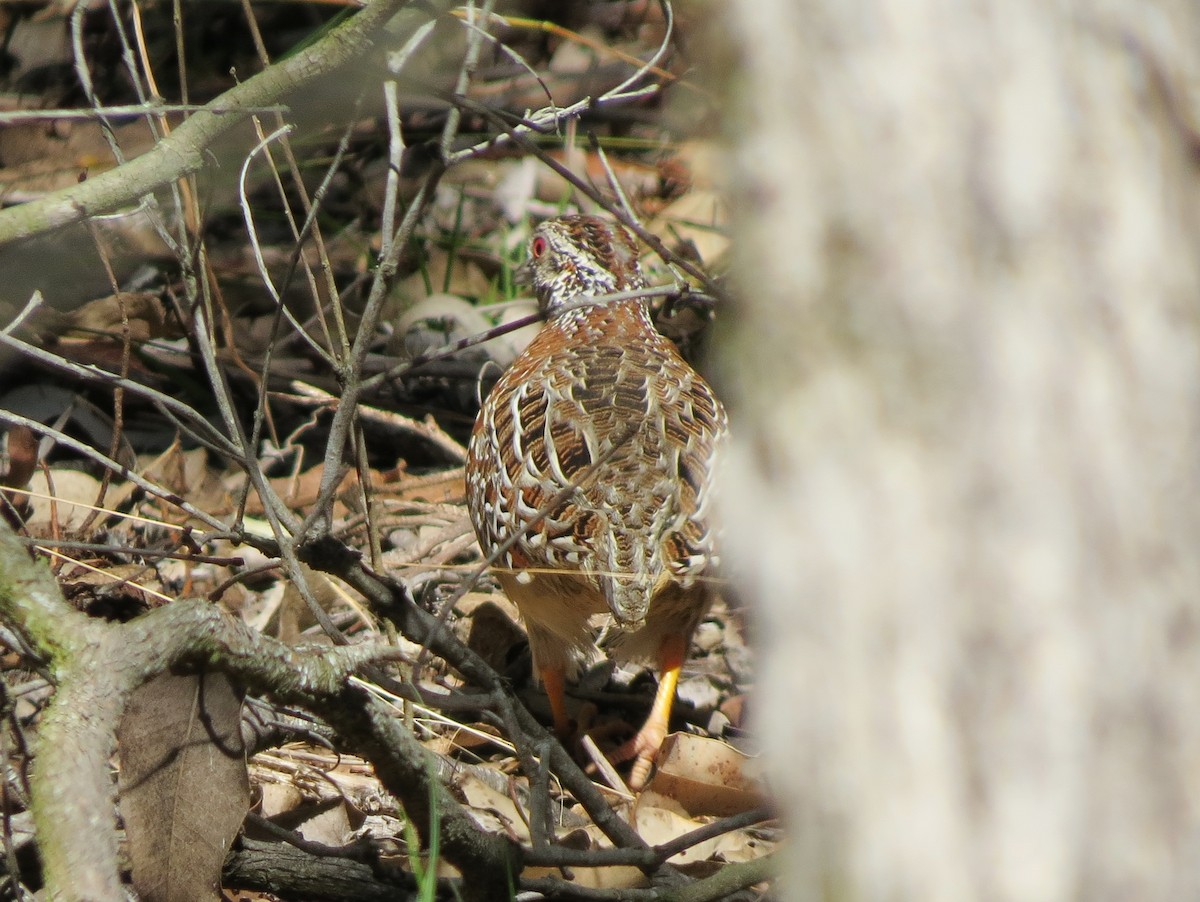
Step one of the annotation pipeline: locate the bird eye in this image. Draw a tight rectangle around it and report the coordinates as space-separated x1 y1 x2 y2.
530 236 548 259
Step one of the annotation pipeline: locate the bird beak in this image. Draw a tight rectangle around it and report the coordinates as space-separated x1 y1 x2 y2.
513 258 534 287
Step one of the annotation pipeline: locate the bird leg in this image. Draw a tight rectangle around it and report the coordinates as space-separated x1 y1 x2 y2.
612 631 687 790
539 664 573 738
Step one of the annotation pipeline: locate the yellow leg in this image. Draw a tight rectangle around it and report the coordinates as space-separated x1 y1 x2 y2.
614 632 687 790
539 664 573 738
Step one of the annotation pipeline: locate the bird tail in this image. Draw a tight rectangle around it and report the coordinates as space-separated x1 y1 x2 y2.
600 569 676 630
602 576 649 628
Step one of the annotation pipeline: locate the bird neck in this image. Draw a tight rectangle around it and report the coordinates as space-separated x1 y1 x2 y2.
545 297 658 342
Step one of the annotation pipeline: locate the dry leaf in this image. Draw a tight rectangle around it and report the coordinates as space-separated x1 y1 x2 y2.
377 466 467 504
118 671 250 902
264 797 359 849
59 291 169 342
60 561 165 610
139 446 230 517
640 733 765 817
1 426 37 521
465 601 526 673
648 190 730 267
257 781 304 819
24 469 136 531
456 771 530 843
633 804 720 865
259 567 370 642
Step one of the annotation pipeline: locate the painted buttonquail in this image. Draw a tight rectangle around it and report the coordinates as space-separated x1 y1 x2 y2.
465 215 727 789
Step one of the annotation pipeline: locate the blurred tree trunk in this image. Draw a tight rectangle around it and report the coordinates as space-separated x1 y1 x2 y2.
714 2 1200 900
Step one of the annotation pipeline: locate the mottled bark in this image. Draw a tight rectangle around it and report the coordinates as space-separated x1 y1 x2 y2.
717 3 1200 900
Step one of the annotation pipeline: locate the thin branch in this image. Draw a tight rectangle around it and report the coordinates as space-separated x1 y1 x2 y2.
13 536 245 568
0 104 288 123
0 330 239 456
326 559 687 887
0 514 511 898
239 124 331 364
439 88 719 293
1 292 44 336
0 410 227 532
285 382 468 462
0 0 447 246
303 18 464 536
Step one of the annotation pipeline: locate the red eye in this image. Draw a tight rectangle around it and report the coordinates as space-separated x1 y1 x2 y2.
530 236 548 259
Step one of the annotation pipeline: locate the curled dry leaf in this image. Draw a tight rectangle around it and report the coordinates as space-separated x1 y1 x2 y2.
58 291 171 342
456 771 531 844
0 425 37 490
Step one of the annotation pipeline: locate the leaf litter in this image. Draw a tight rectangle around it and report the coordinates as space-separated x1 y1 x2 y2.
0 1 770 898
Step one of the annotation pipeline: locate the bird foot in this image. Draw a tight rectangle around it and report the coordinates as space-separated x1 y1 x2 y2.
609 721 668 791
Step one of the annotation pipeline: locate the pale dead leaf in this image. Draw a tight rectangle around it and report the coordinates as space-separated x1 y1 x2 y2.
524 864 649 889
24 469 136 531
295 800 358 847
138 446 230 522
632 803 719 865
391 294 490 353
295 568 373 640
425 721 509 758
456 771 530 843
664 141 722 192
257 781 304 819
648 190 730 267
492 299 541 364
709 823 776 864
230 464 358 521
641 733 765 817
269 798 359 848
454 591 520 621
59 291 169 342
118 671 250 902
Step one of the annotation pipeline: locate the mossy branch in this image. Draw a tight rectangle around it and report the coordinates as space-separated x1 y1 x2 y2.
0 0 443 248
0 520 513 901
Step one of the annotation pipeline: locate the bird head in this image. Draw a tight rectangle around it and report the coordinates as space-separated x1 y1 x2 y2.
519 215 647 316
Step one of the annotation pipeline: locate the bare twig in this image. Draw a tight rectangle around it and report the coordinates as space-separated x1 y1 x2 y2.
286 382 468 462
439 88 719 293
0 410 226 532
0 330 239 456
1 292 44 337
329 559 687 888
304 2 482 536
239 124 332 364
0 104 288 124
